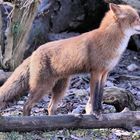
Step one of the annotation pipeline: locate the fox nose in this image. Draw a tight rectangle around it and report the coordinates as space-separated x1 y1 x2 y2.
137 18 140 24
138 18 140 22
138 13 140 20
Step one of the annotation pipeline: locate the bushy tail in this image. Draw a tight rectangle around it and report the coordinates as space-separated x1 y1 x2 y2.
0 57 30 109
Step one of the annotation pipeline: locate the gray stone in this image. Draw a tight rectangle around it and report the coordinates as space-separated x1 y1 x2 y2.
24 0 107 58
127 64 139 71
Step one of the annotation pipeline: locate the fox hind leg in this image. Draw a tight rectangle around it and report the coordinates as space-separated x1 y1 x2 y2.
48 77 69 115
23 78 57 116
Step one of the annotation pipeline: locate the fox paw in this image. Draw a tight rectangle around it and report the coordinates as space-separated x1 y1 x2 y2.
86 108 103 120
91 111 103 120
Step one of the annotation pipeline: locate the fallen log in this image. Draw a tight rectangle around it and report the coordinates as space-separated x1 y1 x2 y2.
0 111 140 132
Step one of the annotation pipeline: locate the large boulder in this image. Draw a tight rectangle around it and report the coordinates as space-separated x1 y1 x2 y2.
24 0 107 58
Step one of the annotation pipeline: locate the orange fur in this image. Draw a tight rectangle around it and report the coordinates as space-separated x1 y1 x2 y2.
0 57 30 109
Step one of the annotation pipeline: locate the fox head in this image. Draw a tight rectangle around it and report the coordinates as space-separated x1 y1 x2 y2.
110 3 140 35
100 3 140 36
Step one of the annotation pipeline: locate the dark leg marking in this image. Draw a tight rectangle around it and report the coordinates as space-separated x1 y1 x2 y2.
92 81 100 111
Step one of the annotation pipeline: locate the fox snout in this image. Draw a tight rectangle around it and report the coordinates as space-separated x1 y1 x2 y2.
134 18 140 33
132 12 140 33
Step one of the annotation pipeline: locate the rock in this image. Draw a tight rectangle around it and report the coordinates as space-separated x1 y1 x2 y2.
42 95 50 103
127 64 139 71
24 0 108 58
47 32 80 41
2 112 12 116
137 93 140 100
103 104 116 113
72 105 84 114
32 107 44 113
103 87 137 112
106 81 114 87
132 126 140 132
112 129 131 137
14 105 22 110
17 101 24 105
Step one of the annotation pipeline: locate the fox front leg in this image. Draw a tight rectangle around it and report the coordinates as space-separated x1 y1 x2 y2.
99 71 108 109
85 71 102 115
85 71 108 118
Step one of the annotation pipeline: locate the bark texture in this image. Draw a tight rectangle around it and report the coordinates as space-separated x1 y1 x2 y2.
0 0 39 70
0 111 140 132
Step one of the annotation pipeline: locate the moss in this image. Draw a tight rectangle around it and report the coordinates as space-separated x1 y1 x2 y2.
0 129 139 140
12 21 22 38
4 132 23 140
132 131 140 140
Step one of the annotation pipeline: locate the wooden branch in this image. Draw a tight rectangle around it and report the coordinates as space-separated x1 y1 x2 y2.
0 111 140 132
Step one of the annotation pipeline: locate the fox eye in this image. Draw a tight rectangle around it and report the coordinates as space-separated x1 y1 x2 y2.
137 17 140 21
136 18 140 22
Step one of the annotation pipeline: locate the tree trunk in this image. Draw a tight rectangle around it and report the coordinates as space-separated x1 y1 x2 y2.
0 0 39 70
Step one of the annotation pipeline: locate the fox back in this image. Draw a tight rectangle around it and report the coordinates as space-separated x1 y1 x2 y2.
31 4 140 76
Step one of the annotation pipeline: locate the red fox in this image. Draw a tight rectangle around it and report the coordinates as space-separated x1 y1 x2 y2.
0 3 140 116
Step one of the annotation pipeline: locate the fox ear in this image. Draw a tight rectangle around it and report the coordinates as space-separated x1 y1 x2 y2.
109 3 126 18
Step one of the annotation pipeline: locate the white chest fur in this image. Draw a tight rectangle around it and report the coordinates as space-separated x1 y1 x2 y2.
117 33 131 55
118 28 135 55
107 56 122 71
107 29 132 70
